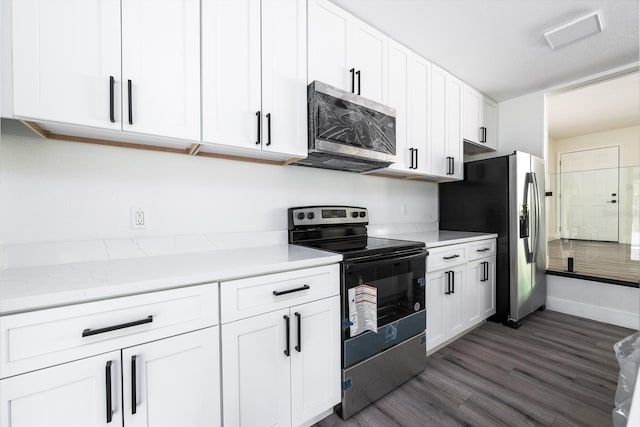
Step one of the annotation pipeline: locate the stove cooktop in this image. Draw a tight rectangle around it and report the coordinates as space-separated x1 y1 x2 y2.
297 236 425 260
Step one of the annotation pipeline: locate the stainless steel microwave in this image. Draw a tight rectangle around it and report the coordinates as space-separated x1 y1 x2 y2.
292 81 396 173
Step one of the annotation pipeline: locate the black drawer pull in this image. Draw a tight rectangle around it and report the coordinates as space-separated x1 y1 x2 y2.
266 113 272 146
106 360 113 423
476 248 490 252
255 111 261 145
356 70 361 95
350 68 355 93
127 79 133 125
82 315 153 337
272 285 310 296
443 254 460 260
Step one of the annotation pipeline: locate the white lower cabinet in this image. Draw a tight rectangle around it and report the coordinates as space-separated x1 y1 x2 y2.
426 238 496 353
221 295 341 427
0 284 221 427
122 327 220 427
426 264 465 351
0 350 122 427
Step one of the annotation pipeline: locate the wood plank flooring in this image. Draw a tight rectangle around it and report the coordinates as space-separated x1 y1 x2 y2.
315 310 634 427
547 239 640 284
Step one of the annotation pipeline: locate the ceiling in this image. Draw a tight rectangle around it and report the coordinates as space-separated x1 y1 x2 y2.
547 72 640 140
331 0 639 102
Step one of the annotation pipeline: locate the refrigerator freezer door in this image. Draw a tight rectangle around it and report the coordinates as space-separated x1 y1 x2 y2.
510 152 534 322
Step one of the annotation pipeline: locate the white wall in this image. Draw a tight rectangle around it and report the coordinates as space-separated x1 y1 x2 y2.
547 275 639 329
0 119 438 244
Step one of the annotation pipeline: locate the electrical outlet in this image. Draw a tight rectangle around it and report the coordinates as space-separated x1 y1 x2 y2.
130 208 147 229
400 203 407 216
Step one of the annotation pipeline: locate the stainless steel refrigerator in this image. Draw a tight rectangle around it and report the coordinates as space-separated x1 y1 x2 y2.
439 151 546 327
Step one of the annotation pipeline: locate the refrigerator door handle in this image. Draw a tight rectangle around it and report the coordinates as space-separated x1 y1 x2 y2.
531 172 541 264
521 172 535 263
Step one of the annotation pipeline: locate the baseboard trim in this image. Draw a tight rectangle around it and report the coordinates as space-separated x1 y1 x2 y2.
546 296 639 329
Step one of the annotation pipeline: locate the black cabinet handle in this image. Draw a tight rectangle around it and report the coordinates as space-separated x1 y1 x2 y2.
266 113 271 146
82 315 153 337
450 157 455 175
295 312 301 352
255 111 261 145
444 272 449 295
356 70 361 95
443 254 460 260
272 284 310 296
446 156 453 175
451 271 455 294
476 248 490 252
109 76 115 123
350 68 355 93
414 148 418 169
284 315 290 357
485 262 489 282
106 361 113 423
127 80 133 125
480 126 487 143
131 355 137 415
409 148 415 169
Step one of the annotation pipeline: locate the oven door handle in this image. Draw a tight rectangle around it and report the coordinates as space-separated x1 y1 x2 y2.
345 249 429 268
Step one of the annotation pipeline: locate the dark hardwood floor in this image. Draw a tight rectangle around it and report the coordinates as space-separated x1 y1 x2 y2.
315 310 634 427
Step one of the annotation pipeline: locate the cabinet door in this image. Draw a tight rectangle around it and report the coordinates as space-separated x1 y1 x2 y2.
201 0 261 150
222 309 291 427
0 351 121 427
446 76 463 180
122 327 220 427
445 267 465 338
261 0 307 158
122 0 200 141
429 65 447 177
483 98 498 150
466 260 483 327
426 270 447 351
307 0 350 91
462 85 482 144
290 296 341 426
349 20 388 103
409 54 430 174
12 0 121 129
386 40 411 172
482 257 497 318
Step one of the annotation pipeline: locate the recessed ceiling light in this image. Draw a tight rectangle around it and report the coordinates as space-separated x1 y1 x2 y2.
544 11 603 50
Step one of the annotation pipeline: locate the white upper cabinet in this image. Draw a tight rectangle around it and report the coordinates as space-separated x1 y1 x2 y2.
308 0 387 103
308 0 350 91
12 0 121 130
121 0 200 141
462 84 498 152
349 20 388 103
428 64 462 181
385 40 429 174
462 85 482 144
260 0 307 157
12 0 200 142
202 0 307 158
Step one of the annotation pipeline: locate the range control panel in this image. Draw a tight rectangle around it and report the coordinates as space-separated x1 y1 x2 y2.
288 206 368 227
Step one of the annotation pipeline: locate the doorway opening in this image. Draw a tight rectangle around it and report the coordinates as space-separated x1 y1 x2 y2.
546 71 640 285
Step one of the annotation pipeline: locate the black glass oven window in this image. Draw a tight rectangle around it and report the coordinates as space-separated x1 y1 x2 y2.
343 253 425 338
314 92 395 154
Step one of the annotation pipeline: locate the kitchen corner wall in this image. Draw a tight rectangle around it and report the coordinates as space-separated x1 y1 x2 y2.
0 119 438 244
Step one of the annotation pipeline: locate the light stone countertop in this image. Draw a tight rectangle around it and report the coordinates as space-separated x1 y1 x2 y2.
0 244 342 315
383 230 498 249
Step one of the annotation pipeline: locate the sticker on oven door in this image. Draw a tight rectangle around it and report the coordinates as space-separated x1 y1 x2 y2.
348 284 378 336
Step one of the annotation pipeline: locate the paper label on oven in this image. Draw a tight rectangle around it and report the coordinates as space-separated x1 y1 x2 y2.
348 285 378 336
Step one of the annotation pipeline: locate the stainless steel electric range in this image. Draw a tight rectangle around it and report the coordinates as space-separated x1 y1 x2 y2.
288 206 428 419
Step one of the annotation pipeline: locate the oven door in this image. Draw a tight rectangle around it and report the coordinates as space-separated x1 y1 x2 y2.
341 249 427 368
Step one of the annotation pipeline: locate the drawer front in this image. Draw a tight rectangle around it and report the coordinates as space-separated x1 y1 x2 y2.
220 264 339 323
1 283 218 378
467 239 496 261
427 244 466 272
